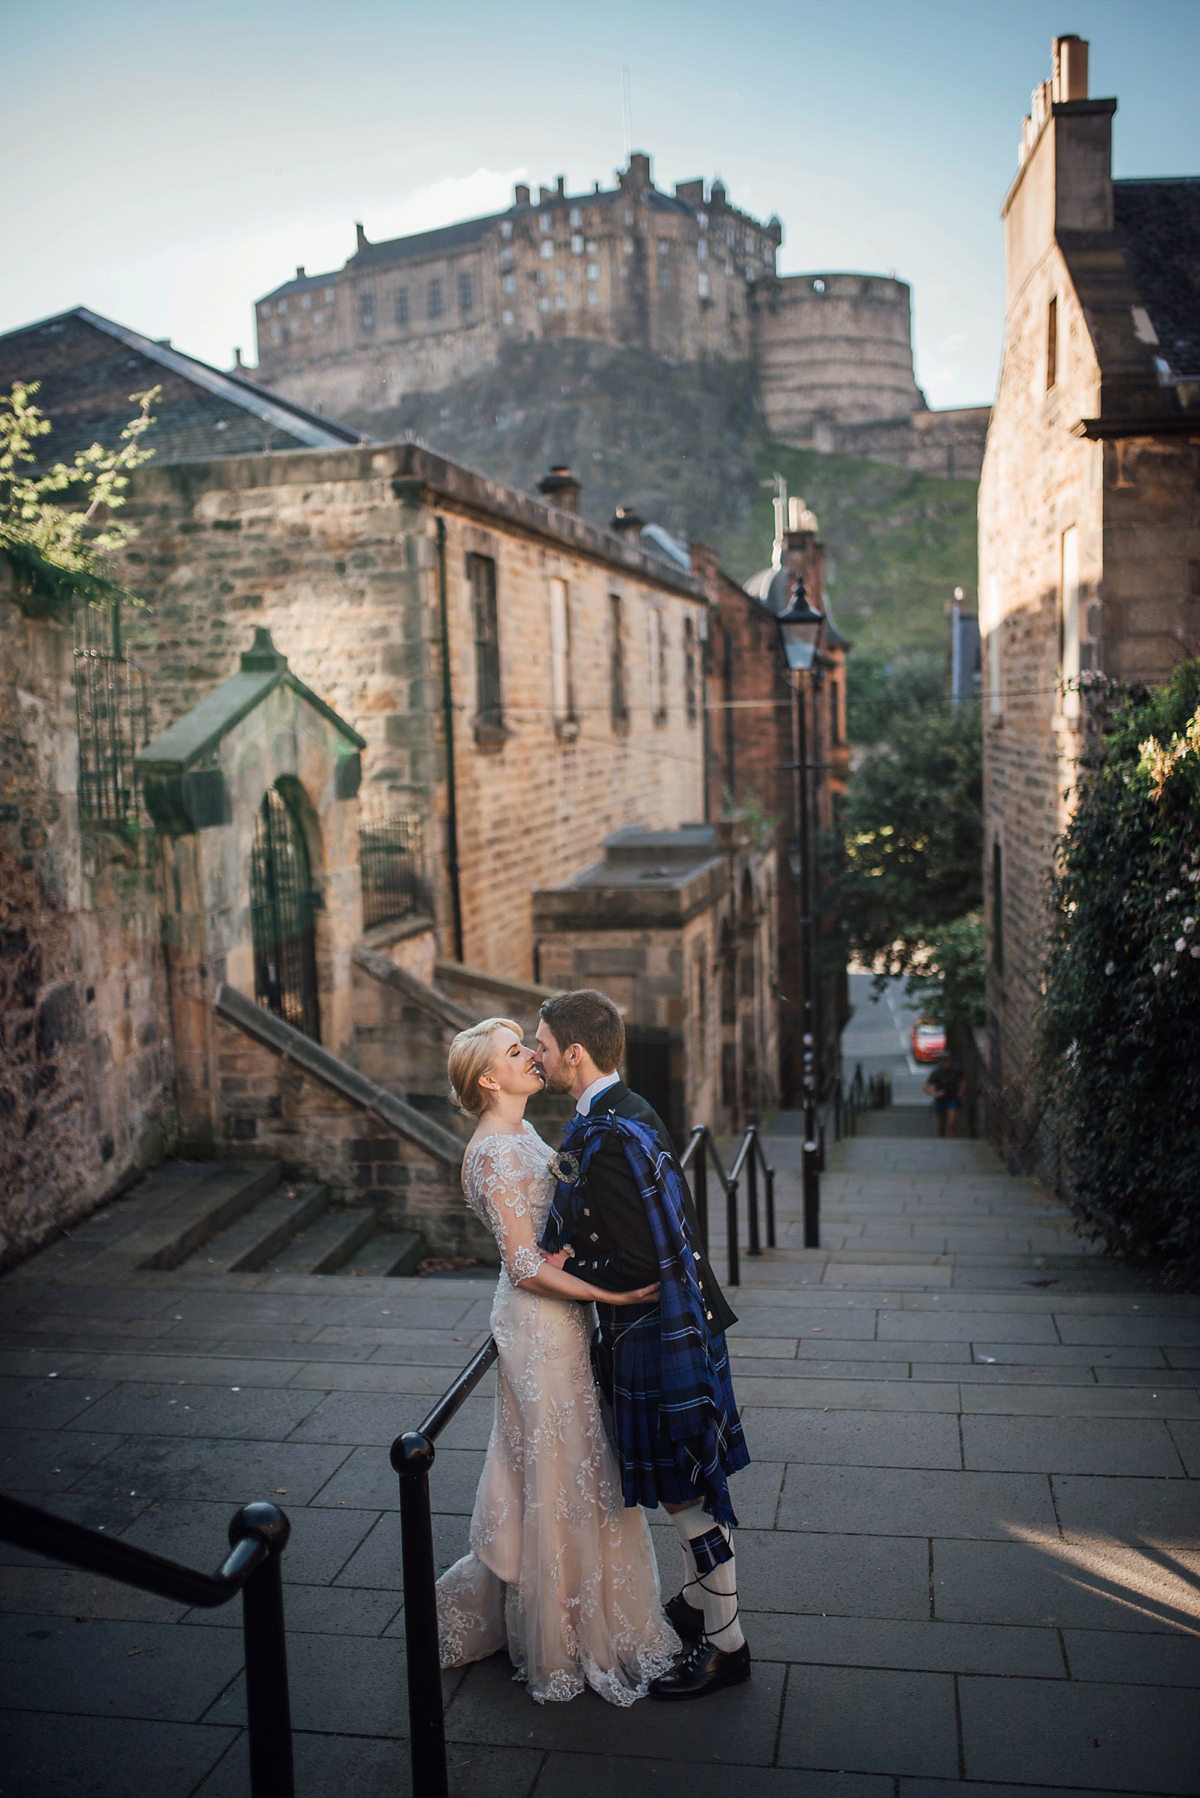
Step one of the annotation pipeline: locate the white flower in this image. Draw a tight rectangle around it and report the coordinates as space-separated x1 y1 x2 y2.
1192 946 1200 960
1152 963 1163 976
1188 868 1200 882
1176 938 1187 953
1104 960 1116 975
1165 888 1182 901
1184 918 1196 933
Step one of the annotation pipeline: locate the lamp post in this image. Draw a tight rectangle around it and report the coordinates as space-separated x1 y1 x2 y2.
775 578 824 1250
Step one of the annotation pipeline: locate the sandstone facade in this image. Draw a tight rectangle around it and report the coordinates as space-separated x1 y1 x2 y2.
979 36 1200 1161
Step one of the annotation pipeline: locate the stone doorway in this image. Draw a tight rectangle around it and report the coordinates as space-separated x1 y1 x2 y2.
250 784 321 1042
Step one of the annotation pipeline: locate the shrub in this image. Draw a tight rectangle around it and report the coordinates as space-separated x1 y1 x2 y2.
1036 663 1200 1271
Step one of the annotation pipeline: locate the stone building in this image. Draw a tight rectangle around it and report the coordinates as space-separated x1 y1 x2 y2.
978 35 1200 1160
253 154 782 419
700 496 851 1110
250 152 991 481
2 313 787 1259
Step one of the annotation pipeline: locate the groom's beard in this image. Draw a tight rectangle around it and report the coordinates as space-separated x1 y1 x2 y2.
537 1065 571 1096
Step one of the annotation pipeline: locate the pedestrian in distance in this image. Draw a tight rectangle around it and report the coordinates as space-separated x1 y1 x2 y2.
924 1050 966 1138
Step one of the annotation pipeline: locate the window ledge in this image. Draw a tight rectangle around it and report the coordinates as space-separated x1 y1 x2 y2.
472 718 511 752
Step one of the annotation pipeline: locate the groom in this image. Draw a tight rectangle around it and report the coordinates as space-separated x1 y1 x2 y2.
533 988 751 1699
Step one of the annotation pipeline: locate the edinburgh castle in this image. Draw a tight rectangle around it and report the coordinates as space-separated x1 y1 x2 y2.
249 151 990 482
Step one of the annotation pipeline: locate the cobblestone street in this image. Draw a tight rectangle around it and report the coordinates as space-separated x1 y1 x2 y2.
2 980 1198 1795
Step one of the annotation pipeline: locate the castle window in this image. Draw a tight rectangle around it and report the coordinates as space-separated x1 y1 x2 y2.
586 262 599 281
658 238 670 254
586 240 597 254
684 616 697 724
648 607 667 724
570 207 583 228
539 212 552 233
359 292 374 331
549 577 575 728
698 272 710 299
428 279 443 318
468 553 503 733
537 270 547 287
502 308 515 326
271 322 282 343
555 267 566 284
812 278 826 293
324 287 335 303
571 234 584 254
278 299 288 314
540 239 555 260
500 247 513 268
301 293 311 309
659 267 672 291
1046 295 1058 391
261 302 271 317
502 273 517 294
698 211 708 229
395 287 410 326
458 272 473 312
555 293 567 310
697 238 708 261
624 208 634 225
609 594 628 725
501 219 513 240
587 289 599 305
539 296 551 312
624 237 635 256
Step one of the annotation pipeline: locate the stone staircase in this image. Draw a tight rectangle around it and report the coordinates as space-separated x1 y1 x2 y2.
110 1159 422 1281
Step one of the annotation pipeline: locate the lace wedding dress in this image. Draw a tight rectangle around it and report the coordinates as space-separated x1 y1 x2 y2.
435 1122 679 1704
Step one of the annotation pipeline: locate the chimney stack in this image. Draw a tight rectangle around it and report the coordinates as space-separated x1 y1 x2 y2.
610 504 645 541
355 222 367 252
556 175 566 197
295 265 305 279
537 465 582 515
514 183 531 206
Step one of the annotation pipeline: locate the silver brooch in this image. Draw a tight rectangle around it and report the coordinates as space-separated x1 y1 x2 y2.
550 1150 581 1185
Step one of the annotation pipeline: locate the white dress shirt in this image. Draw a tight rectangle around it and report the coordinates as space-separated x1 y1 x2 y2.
576 1070 621 1116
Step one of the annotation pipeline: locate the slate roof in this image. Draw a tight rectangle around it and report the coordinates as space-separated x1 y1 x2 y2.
350 214 498 271
0 308 365 465
1113 178 1200 381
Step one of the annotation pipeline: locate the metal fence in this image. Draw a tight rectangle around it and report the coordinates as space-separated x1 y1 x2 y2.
359 813 425 929
74 604 149 823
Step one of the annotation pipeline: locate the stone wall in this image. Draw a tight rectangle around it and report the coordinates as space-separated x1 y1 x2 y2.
0 560 172 1266
114 442 708 987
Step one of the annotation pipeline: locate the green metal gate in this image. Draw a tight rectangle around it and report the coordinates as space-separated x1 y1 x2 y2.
250 786 321 1041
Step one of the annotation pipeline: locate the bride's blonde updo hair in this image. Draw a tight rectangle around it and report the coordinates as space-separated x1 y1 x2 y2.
447 1017 523 1117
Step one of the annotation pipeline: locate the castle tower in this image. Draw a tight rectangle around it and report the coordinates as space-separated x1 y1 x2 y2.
755 273 925 448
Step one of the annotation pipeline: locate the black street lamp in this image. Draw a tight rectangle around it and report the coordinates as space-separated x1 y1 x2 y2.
775 577 824 1249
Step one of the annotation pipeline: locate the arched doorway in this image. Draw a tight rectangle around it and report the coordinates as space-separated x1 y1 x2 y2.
250 785 321 1041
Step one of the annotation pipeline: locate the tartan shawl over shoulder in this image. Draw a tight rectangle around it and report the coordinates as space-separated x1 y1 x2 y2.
547 1109 738 1453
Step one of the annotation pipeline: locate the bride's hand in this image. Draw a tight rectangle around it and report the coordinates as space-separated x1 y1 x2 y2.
608 1282 660 1305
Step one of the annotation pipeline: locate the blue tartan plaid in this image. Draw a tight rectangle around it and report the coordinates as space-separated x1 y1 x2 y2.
547 1109 749 1526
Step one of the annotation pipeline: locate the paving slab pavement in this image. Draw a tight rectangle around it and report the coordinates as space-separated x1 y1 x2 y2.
1 977 1198 1794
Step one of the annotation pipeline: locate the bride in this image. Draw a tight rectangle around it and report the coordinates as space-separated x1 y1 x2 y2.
436 1016 679 1705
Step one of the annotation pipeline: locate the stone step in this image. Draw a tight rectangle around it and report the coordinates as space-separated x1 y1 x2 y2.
336 1228 424 1277
135 1163 282 1271
186 1183 330 1274
267 1206 381 1276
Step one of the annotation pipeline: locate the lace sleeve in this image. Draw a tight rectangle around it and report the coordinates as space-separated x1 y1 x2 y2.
464 1136 547 1285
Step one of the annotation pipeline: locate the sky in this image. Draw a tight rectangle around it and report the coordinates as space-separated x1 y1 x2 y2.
3 0 1198 411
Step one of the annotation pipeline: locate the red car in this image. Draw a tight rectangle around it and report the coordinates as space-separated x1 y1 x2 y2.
911 1018 946 1063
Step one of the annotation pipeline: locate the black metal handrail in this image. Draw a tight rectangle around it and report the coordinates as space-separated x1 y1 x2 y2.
680 1122 776 1288
0 1492 294 1798
390 1335 500 1798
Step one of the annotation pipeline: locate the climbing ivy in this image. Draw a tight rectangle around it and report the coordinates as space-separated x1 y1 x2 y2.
1036 663 1200 1274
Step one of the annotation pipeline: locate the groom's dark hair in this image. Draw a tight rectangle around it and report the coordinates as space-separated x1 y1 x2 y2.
539 989 624 1073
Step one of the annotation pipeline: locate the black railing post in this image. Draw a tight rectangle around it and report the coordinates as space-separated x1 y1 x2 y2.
765 1163 777 1249
725 1174 740 1287
392 1430 448 1798
690 1125 709 1253
746 1129 761 1257
233 1503 295 1798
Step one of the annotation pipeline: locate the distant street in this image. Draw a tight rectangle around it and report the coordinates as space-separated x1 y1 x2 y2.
842 970 929 1108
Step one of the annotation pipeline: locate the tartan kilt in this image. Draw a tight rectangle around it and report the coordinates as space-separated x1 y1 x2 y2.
595 1304 750 1524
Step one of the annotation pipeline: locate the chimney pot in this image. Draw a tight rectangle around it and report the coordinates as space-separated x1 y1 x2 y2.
610 504 645 540
556 175 566 196
537 465 582 514
1053 34 1089 102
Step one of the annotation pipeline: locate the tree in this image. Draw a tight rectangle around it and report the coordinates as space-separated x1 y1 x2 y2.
0 380 158 615
1036 663 1200 1272
905 910 986 1039
840 700 983 977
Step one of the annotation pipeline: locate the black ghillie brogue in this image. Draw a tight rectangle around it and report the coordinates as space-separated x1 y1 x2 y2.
664 1590 705 1639
649 1636 751 1700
